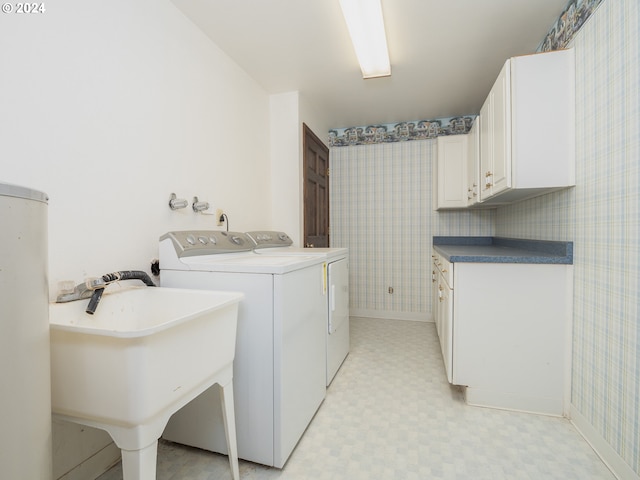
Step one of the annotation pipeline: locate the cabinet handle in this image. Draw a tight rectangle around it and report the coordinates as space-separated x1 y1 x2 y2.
485 171 493 189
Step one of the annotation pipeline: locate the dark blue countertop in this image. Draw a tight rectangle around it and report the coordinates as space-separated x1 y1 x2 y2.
433 237 573 264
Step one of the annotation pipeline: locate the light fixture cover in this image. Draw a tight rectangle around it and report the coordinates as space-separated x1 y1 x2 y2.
339 0 391 78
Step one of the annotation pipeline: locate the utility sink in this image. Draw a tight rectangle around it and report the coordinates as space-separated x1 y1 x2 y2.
49 285 243 480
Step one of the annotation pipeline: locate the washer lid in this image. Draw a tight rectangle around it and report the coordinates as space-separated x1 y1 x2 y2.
254 246 348 261
180 252 325 274
0 182 48 203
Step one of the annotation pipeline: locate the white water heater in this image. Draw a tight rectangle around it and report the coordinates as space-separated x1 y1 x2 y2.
0 182 52 479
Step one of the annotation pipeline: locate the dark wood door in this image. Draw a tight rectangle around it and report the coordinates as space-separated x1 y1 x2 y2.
303 123 330 248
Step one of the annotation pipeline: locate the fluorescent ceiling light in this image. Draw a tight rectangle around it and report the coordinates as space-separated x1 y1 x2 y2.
339 0 391 79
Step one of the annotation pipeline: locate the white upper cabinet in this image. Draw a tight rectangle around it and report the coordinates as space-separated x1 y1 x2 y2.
435 134 468 210
433 48 574 210
478 49 575 205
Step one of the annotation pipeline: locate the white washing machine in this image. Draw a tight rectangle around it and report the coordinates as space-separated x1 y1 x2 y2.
246 231 349 386
159 230 326 468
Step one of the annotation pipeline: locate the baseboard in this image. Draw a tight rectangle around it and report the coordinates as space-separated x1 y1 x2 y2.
569 405 639 480
57 442 120 480
350 309 431 322
464 386 564 417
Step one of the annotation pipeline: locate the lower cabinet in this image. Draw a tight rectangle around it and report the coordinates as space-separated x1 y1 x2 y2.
436 260 573 416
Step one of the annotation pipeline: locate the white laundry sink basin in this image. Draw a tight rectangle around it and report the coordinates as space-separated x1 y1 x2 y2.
49 285 243 480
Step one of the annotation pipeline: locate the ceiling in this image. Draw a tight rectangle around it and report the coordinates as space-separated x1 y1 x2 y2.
171 0 569 129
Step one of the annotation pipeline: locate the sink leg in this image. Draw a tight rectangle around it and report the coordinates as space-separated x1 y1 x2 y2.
220 380 240 480
121 440 158 480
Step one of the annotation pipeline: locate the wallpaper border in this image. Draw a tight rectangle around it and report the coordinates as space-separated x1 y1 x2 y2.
538 0 605 52
328 116 475 147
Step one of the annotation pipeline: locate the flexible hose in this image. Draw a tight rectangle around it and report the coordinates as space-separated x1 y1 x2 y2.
85 270 156 315
86 288 104 315
101 270 156 287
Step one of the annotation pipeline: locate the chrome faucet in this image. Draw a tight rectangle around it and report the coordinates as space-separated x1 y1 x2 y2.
56 271 156 315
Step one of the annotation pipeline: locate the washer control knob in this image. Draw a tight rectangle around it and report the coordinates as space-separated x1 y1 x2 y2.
198 236 208 245
208 236 217 244
186 234 196 246
231 236 244 245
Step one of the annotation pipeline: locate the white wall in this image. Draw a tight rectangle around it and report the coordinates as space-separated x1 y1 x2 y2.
0 0 271 477
270 92 302 244
270 91 331 245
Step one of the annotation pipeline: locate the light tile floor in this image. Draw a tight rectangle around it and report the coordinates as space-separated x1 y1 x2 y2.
99 317 615 480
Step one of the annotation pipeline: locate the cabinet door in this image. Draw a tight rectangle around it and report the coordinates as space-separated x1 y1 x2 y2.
438 276 453 384
491 61 511 195
466 118 480 206
479 95 493 202
432 256 439 331
479 60 512 202
436 134 468 209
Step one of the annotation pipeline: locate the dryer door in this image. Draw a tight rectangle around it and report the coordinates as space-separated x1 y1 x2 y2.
328 258 349 334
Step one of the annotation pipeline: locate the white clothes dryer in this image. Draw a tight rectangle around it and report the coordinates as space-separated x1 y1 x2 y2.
246 231 349 386
159 230 326 468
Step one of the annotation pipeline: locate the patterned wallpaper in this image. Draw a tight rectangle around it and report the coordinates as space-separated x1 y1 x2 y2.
330 140 493 320
495 0 639 475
